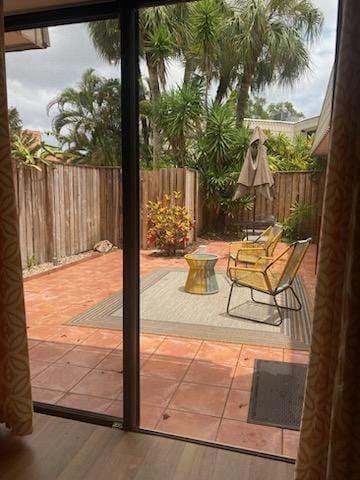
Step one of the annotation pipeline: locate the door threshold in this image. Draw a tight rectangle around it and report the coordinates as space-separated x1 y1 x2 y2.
34 403 295 465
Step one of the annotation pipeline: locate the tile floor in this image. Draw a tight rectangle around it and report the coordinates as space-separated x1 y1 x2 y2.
28 336 309 457
25 241 316 459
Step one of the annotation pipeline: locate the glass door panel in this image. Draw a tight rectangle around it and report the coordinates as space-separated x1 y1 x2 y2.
7 20 123 419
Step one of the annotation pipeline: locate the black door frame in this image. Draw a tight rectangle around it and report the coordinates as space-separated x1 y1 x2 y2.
6 0 295 464
120 4 140 431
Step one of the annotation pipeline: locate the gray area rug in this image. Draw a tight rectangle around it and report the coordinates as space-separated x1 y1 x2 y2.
68 268 312 349
248 360 307 430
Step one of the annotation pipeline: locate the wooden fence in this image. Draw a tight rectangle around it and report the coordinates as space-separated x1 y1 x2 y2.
243 171 324 225
12 163 199 266
202 170 325 237
12 163 323 267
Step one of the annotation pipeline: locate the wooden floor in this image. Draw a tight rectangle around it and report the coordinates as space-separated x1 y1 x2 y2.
0 414 295 480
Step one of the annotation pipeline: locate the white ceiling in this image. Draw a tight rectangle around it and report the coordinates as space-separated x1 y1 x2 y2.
4 0 108 16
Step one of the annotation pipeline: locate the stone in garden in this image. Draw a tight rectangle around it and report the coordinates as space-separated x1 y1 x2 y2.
94 240 113 253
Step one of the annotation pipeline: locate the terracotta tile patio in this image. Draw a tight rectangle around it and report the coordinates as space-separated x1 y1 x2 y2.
25 241 316 458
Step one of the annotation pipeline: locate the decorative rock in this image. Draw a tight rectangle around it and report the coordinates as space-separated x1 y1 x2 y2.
94 240 113 253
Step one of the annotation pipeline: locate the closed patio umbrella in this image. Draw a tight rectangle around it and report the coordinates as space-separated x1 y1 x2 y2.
233 126 274 202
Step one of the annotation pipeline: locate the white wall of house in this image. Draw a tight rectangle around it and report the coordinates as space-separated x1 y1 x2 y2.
244 116 319 140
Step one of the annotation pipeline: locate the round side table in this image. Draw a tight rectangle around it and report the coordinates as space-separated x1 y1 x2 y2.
184 253 219 295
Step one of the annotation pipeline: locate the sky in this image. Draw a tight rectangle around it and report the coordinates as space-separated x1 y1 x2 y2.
5 0 338 140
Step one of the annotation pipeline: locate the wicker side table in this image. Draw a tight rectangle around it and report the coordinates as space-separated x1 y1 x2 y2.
184 253 219 295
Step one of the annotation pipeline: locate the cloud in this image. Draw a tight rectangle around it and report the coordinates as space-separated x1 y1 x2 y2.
6 0 338 133
261 0 338 116
263 30 336 117
6 23 118 133
315 0 339 26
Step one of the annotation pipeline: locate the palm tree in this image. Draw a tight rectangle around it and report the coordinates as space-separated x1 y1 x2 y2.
188 0 222 110
214 19 242 104
88 9 176 167
229 0 323 125
157 78 204 166
48 69 122 166
87 20 120 65
196 102 252 231
140 8 176 166
9 106 23 134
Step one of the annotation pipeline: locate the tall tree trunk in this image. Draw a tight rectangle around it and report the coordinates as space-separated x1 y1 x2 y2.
179 133 185 168
141 118 151 167
183 56 196 86
236 66 255 126
146 53 161 169
215 72 231 104
204 62 211 112
139 84 151 168
204 79 209 112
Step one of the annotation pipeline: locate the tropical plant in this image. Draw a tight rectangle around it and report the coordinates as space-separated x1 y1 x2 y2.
141 8 177 166
48 69 122 166
199 162 254 225
308 154 327 176
199 102 238 167
283 199 312 240
139 79 153 168
89 8 177 167
86 1 323 167
171 4 197 85
147 191 194 255
228 0 323 124
11 130 61 171
9 106 23 137
156 78 204 166
266 132 315 171
198 103 250 167
187 0 222 109
195 103 252 231
214 4 243 103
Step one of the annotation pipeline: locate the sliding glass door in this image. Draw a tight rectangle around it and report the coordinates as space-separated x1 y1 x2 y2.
136 0 319 462
6 0 325 465
8 17 124 421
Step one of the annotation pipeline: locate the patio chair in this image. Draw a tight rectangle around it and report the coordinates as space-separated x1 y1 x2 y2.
227 224 283 273
227 238 311 326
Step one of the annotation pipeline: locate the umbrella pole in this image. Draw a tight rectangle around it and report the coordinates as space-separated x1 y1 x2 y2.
252 194 256 233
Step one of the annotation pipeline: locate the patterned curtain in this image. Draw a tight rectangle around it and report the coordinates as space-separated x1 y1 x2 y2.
295 0 360 478
0 2 33 435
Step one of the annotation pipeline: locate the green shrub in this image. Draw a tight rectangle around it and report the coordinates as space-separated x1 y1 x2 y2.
26 255 37 269
266 132 317 171
194 104 252 231
284 200 312 241
147 191 194 255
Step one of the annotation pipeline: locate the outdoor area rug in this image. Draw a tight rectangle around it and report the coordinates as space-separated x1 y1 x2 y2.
248 359 307 430
68 268 312 349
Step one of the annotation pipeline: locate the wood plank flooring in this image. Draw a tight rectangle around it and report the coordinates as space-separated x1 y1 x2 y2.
0 414 295 480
